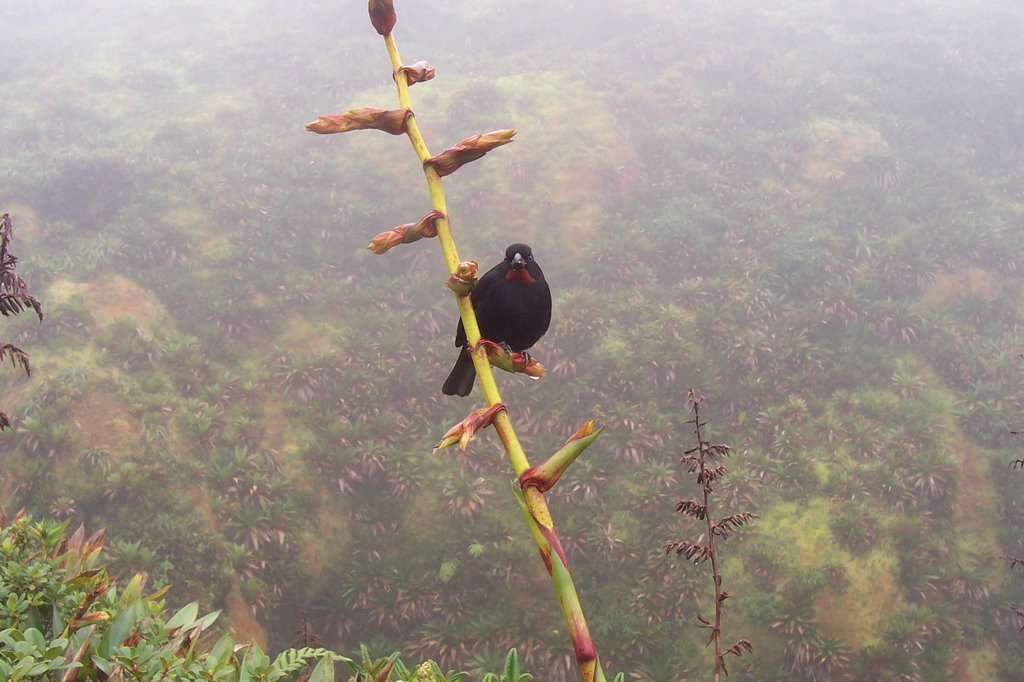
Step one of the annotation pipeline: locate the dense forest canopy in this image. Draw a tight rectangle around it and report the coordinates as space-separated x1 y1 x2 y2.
2 0 1024 679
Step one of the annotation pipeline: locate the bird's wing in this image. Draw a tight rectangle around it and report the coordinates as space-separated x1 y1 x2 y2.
455 263 501 347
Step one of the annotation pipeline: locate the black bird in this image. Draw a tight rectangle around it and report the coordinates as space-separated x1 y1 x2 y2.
442 243 552 396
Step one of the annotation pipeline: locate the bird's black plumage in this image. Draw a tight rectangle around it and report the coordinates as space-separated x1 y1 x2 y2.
442 243 551 396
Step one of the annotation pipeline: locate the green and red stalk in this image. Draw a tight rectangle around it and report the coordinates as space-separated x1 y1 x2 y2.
306 2 613 679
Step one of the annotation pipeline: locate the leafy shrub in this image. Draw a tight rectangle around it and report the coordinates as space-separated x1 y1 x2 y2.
0 511 532 681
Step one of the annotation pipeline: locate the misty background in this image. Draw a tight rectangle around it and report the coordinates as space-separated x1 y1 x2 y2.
2 0 1024 679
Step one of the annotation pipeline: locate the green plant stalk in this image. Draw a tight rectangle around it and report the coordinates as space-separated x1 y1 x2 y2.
378 26 607 682
512 486 608 682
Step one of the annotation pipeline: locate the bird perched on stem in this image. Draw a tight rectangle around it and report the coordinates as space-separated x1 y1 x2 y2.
443 243 551 396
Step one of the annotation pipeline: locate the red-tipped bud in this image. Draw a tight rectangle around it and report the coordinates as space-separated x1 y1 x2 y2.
425 129 516 177
446 261 479 295
521 356 545 378
368 0 396 36
519 420 603 493
305 107 412 135
398 61 436 86
367 210 443 255
565 420 599 445
475 339 545 378
434 403 506 451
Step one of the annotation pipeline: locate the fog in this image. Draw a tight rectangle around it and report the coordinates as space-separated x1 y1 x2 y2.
2 0 1023 679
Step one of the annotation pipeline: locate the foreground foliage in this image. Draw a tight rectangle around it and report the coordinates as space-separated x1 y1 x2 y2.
0 512 530 681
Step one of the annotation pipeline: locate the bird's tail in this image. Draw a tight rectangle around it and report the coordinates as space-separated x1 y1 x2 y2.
442 349 476 397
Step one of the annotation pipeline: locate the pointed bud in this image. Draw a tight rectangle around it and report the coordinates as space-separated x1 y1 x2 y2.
519 420 603 493
398 61 436 86
367 210 443 254
565 420 599 445
425 129 516 177
306 107 412 135
446 261 479 295
434 403 506 451
368 0 396 36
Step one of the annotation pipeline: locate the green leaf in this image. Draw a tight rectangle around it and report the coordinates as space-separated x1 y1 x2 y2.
194 609 221 632
91 655 114 675
206 633 235 669
24 627 46 651
239 641 269 682
308 655 335 682
272 647 350 676
502 648 520 681
438 559 458 583
391 658 411 679
50 602 65 636
164 601 199 631
97 601 140 656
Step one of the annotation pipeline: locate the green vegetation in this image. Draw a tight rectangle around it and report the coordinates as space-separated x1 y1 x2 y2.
2 0 1024 679
0 512 530 681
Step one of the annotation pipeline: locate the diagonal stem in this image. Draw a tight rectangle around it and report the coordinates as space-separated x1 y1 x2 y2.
379 30 606 682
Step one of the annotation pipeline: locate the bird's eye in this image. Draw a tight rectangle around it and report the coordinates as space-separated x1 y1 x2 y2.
527 254 533 262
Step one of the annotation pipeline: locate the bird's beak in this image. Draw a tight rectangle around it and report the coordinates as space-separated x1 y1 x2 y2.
511 252 526 269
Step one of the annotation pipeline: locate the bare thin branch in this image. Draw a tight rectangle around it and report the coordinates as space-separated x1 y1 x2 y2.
670 388 756 681
0 213 42 428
